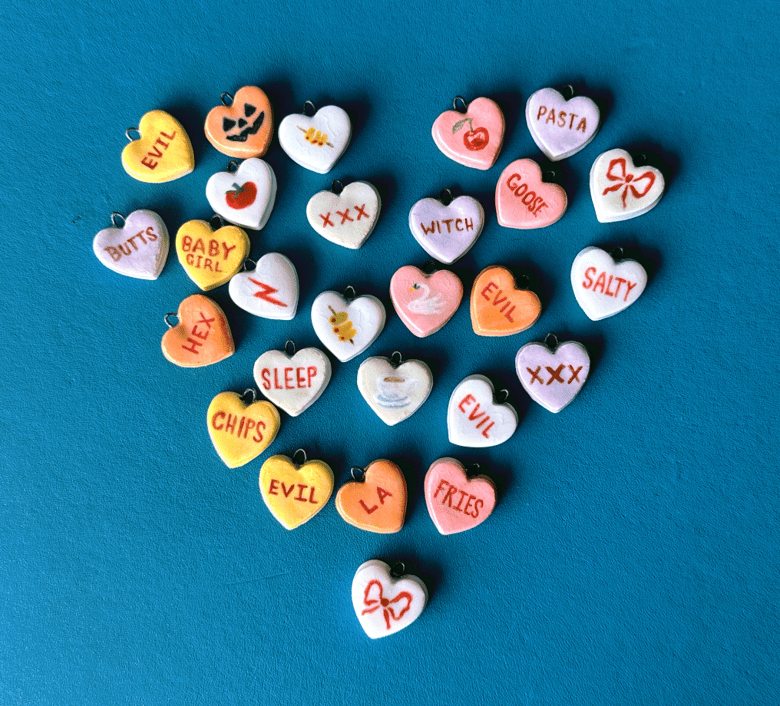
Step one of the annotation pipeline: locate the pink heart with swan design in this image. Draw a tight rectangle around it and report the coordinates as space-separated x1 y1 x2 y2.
389 265 463 337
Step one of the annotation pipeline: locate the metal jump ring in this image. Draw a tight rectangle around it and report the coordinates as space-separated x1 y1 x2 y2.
350 466 366 482
242 389 258 404
242 258 256 272
164 313 178 328
210 214 227 230
439 188 454 206
221 92 234 107
390 351 403 366
285 340 297 356
453 96 467 112
293 449 307 465
227 160 240 172
544 333 560 350
110 212 126 228
125 127 140 142
331 179 344 195
390 562 406 578
344 285 356 300
496 389 510 404
562 84 575 100
304 101 316 116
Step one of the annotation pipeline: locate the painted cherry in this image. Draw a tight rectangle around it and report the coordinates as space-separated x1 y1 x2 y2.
225 181 257 209
457 118 489 151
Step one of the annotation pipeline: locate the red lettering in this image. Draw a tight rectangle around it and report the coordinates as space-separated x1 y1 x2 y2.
307 366 317 387
376 487 392 504
260 368 271 390
140 156 157 169
211 411 226 430
224 414 236 434
268 478 279 495
295 484 307 502
442 485 458 507
593 272 606 294
359 499 378 514
284 367 293 389
296 367 306 387
281 482 294 498
472 498 483 518
583 266 596 289
458 394 475 413
481 281 498 301
624 280 637 301
433 479 449 499
536 106 547 121
104 246 121 261
252 421 265 443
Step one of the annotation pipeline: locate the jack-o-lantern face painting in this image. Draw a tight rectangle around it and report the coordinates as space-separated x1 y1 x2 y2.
205 86 274 158
223 103 264 143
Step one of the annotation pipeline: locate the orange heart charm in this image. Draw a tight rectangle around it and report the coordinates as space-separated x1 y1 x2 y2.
175 220 250 291
161 294 235 367
470 266 542 336
205 86 274 158
122 110 194 183
335 460 407 534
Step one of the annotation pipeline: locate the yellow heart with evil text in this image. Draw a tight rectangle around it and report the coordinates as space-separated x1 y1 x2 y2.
207 392 280 468
122 110 194 183
176 220 250 290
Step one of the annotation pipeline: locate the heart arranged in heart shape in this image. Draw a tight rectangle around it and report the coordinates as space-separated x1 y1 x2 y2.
93 210 169 280
311 291 385 362
336 459 407 533
205 86 274 158
229 253 298 320
357 356 433 426
516 338 591 412
175 220 250 291
206 392 280 467
306 181 381 249
525 88 601 161
571 246 647 320
206 158 277 230
161 294 235 367
259 454 334 530
470 266 541 336
424 458 496 535
590 148 665 222
447 374 518 448
408 194 484 264
278 104 351 173
431 96 505 170
122 110 194 183
253 346 331 417
495 158 567 229
390 265 462 337
352 560 427 638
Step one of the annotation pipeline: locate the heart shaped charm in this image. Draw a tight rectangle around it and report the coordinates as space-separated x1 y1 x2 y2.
229 253 298 320
408 192 484 264
259 451 334 530
206 158 277 230
447 374 518 448
390 265 462 337
352 560 427 639
526 88 600 161
571 246 647 320
496 158 567 229
336 460 407 533
207 390 280 467
122 110 194 183
278 103 351 173
205 86 274 158
306 180 381 249
253 343 331 417
357 353 432 426
175 219 250 291
93 210 169 280
311 289 385 362
590 149 665 222
161 294 235 367
470 266 542 336
424 458 496 535
431 96 505 170
516 335 590 412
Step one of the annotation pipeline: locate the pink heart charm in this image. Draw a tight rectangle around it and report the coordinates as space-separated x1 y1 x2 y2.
424 458 496 535
431 97 504 170
495 158 567 229
389 266 463 338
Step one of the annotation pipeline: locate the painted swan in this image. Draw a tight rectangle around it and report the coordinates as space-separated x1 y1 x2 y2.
407 282 444 314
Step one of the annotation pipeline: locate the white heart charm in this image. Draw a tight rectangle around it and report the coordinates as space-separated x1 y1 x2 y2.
278 105 351 173
206 158 276 230
306 181 381 249
408 194 484 264
571 246 647 320
253 345 331 416
516 338 590 412
525 88 600 161
357 356 432 426
352 560 427 639
590 149 665 222
311 290 386 362
447 374 518 448
229 253 298 320
93 210 169 279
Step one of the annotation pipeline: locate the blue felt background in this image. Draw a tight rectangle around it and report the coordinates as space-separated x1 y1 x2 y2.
1 0 778 704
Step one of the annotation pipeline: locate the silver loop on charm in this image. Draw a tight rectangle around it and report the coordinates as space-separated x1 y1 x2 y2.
293 448 308 465
227 160 240 173
496 389 510 404
350 466 366 482
453 96 468 113
242 258 256 272
125 127 140 142
210 214 227 230
303 101 316 116
544 170 556 182
612 246 625 260
390 562 406 578
110 212 126 228
516 273 531 290
440 188 454 206
466 462 481 476
285 340 297 356
390 351 403 367
544 333 560 350
344 285 356 300
242 388 258 404
331 179 344 195
221 92 234 107
562 84 575 100
422 261 437 275
164 313 178 328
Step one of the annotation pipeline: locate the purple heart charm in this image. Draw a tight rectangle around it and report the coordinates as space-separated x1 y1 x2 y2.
408 193 484 264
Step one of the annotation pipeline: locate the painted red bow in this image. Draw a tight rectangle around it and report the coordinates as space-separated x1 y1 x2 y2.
602 157 656 208
361 580 413 630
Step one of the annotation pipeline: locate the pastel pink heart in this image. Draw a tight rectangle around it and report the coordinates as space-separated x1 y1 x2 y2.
424 458 496 535
389 266 463 338
495 158 567 229
431 97 504 170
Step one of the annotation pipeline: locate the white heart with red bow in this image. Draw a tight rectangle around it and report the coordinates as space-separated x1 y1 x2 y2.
306 181 380 249
447 374 518 448
590 149 664 222
278 104 351 174
311 290 386 362
516 337 590 412
229 253 298 320
206 158 277 230
93 209 169 280
253 345 331 416
408 194 484 264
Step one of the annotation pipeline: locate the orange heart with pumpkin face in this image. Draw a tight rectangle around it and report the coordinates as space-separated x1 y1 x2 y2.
335 459 407 533
205 86 274 158
470 266 542 336
161 294 235 367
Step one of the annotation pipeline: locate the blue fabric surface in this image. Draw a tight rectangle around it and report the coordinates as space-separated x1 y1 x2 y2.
1 0 778 704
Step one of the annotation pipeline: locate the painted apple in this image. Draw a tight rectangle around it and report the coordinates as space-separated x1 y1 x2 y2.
225 181 257 209
463 126 489 151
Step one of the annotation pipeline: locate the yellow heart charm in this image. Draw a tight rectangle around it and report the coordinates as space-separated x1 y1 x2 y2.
122 110 194 183
207 392 280 468
175 220 249 290
259 453 334 530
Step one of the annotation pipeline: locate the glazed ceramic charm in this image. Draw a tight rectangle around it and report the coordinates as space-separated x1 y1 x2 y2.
311 287 385 362
431 96 505 170
516 334 590 412
205 87 274 158
447 374 518 448
259 450 334 530
278 102 351 173
571 246 647 320
161 294 234 367
352 560 427 639
229 253 298 320
408 190 484 264
357 353 432 426
253 341 331 417
207 389 280 467
470 266 542 336
175 218 250 291
424 458 496 535
590 149 665 222
390 265 462 337
122 110 194 183
336 460 407 533
496 159 567 229
93 210 169 280
206 158 276 230
526 87 600 161
306 180 380 249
